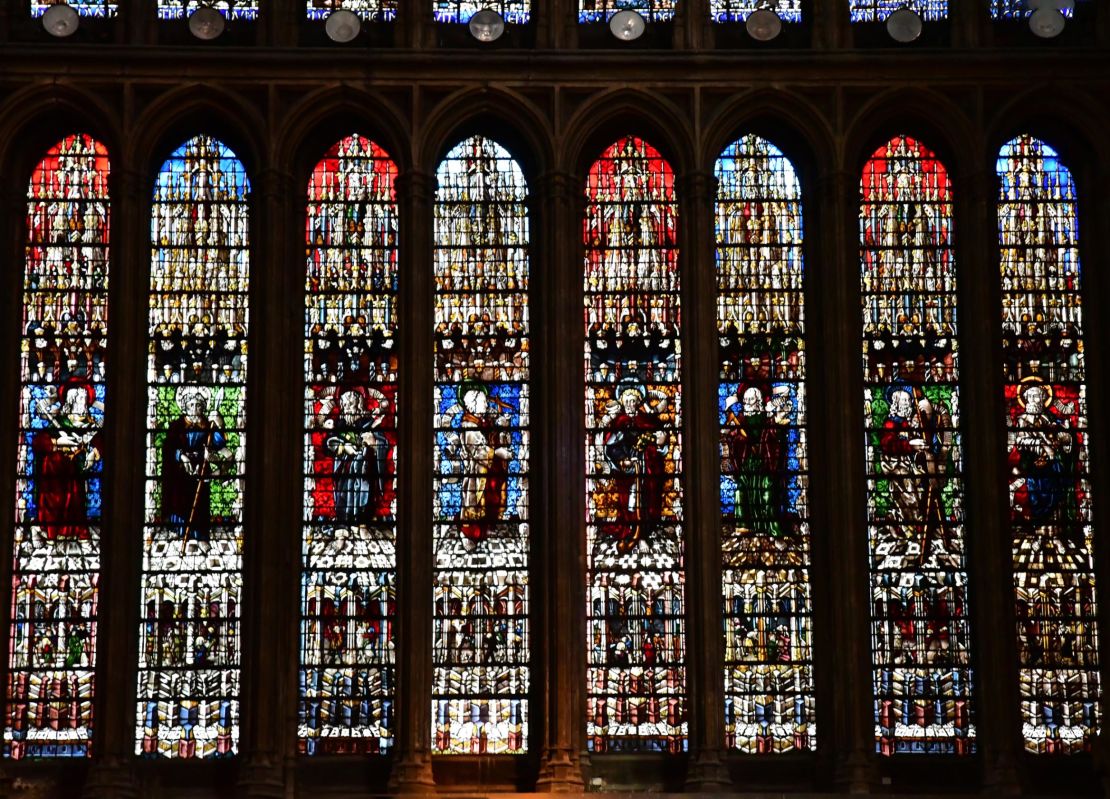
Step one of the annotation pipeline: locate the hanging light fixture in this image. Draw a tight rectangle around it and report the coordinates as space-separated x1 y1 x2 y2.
325 8 361 42
468 8 506 42
886 6 923 42
609 9 646 41
746 3 782 41
188 5 226 39
1027 0 1073 37
42 2 80 37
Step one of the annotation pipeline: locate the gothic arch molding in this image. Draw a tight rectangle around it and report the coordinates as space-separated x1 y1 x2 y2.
417 86 552 181
563 88 695 179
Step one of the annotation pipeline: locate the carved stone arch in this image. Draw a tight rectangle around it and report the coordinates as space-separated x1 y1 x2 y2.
417 86 553 184
701 87 835 188
277 85 413 190
131 83 267 184
844 87 979 181
563 87 695 179
985 84 1107 194
0 82 122 188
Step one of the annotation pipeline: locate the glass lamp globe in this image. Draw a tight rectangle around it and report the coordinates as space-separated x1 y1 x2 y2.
1029 6 1066 36
325 8 361 42
886 7 923 42
42 3 80 37
469 8 506 42
746 8 782 41
188 5 226 39
610 9 646 41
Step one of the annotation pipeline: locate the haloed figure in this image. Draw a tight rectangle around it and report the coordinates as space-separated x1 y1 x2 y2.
725 384 796 538
599 382 670 551
161 385 229 542
31 379 103 541
444 382 512 545
324 387 392 525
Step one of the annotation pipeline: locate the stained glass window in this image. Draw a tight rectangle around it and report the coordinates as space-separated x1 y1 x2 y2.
861 136 973 755
850 0 946 22
32 0 116 18
584 136 685 754
4 135 109 760
716 135 813 754
433 137 530 755
711 0 801 23
579 0 676 23
998 135 1101 755
434 1 529 23
158 0 257 21
135 135 249 759
306 0 394 21
300 135 398 756
990 0 1074 18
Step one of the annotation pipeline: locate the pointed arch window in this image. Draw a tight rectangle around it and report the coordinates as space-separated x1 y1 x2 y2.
432 136 531 754
306 0 395 20
584 136 686 754
300 135 398 755
434 0 529 23
998 135 1101 754
135 135 250 759
579 0 676 23
5 134 110 760
716 135 813 754
860 136 974 755
850 1 946 22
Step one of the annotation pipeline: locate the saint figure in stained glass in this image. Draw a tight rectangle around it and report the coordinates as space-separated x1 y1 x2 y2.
5 133 109 760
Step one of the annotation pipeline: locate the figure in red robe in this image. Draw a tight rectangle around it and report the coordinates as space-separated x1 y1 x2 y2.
598 384 671 551
31 380 102 541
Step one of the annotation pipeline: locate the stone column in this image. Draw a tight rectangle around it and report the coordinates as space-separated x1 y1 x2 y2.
398 0 433 49
677 170 731 792
126 0 157 45
235 166 298 799
813 0 850 50
80 165 146 799
534 171 588 793
950 0 985 49
951 166 1022 795
674 0 711 50
814 167 876 794
388 169 437 793
264 0 299 48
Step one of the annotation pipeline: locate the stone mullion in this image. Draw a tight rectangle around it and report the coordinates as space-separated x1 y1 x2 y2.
388 169 437 793
398 0 432 49
1081 164 1110 798
953 168 1021 795
264 0 298 49
677 170 730 792
535 171 587 793
815 167 876 793
80 166 146 799
233 166 295 799
813 0 850 50
950 0 984 49
674 0 710 50
0 180 25 797
126 0 157 46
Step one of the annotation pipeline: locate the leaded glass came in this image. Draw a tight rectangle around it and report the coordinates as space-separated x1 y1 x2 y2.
432 136 531 754
861 136 974 756
584 136 686 754
135 135 249 759
300 135 398 755
5 134 110 760
716 135 814 754
998 135 1101 755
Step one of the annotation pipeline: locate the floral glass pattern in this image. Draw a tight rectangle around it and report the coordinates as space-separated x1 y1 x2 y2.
5 134 109 759
999 135 1100 755
433 137 530 754
585 136 686 754
716 135 813 754
135 135 249 759
861 136 974 755
300 135 398 755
